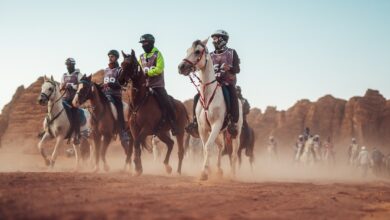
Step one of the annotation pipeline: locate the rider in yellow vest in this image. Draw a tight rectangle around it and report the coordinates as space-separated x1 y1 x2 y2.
138 34 177 135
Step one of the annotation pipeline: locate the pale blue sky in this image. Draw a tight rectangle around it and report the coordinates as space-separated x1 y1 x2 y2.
0 0 389 111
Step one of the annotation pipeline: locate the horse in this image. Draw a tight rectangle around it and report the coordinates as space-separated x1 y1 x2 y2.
178 38 243 180
120 50 189 176
72 75 130 172
299 137 316 165
37 75 92 170
223 123 255 168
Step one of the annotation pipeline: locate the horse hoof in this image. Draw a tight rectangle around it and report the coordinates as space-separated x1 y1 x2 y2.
44 159 50 167
165 165 172 174
200 172 208 181
134 169 143 176
49 160 55 168
104 164 110 172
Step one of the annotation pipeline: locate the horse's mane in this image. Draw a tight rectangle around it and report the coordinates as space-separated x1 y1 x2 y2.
93 82 110 104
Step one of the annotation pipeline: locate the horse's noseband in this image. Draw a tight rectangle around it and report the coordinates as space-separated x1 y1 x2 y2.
182 43 208 71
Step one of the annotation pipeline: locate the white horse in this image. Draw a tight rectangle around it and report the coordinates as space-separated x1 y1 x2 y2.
299 137 316 165
178 38 243 180
37 75 91 170
266 137 278 162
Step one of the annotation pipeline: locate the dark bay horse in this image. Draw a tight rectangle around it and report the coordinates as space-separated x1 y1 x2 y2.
73 75 130 172
121 50 189 176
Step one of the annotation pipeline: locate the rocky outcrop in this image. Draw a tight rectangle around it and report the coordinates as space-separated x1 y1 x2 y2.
0 73 389 153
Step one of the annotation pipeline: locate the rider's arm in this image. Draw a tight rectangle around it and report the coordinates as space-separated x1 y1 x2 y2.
231 49 240 74
146 52 164 77
60 75 66 91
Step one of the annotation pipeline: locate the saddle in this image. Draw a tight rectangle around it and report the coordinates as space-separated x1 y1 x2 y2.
62 101 87 126
62 101 87 140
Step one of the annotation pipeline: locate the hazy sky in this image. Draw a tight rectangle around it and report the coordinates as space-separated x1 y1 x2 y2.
0 0 389 111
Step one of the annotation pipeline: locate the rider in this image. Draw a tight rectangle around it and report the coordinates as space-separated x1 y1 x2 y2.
303 127 311 141
102 50 130 143
295 135 305 161
348 138 359 165
268 136 278 156
187 29 241 137
138 34 177 135
237 86 250 121
357 146 370 176
60 58 82 144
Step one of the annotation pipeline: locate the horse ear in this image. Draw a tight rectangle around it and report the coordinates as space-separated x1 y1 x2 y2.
121 50 126 57
43 75 48 81
131 49 136 57
50 75 54 81
201 37 209 46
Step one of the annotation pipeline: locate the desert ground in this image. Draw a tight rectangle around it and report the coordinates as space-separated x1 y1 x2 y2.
0 144 389 220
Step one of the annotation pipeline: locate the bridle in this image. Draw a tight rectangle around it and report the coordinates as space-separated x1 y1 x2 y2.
41 80 65 127
183 42 220 127
182 42 208 72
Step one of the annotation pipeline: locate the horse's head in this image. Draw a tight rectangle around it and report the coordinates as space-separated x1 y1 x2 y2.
38 75 57 106
72 74 93 107
121 49 141 82
178 38 209 76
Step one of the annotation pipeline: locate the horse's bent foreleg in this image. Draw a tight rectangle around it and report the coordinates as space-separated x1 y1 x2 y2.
37 132 51 166
50 136 63 168
157 132 174 174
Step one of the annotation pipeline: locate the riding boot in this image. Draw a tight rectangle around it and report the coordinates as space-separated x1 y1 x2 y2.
72 107 81 145
185 93 199 137
227 85 239 137
113 96 130 145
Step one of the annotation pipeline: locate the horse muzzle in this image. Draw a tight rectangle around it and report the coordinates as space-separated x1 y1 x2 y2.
37 95 48 106
178 61 193 76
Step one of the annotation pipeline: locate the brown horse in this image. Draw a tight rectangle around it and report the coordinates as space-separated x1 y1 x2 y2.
223 122 255 168
72 75 130 172
121 50 189 176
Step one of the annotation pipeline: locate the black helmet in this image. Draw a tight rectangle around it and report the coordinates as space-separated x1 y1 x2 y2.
65 57 76 65
107 49 120 58
139 34 155 43
211 29 229 42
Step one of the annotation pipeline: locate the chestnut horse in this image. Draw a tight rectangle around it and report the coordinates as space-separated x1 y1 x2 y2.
121 50 189 176
73 75 130 172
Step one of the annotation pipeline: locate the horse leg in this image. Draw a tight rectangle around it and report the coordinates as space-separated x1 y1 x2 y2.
215 135 224 177
123 137 133 173
237 147 243 168
37 132 51 166
101 135 111 172
200 123 223 181
175 133 185 174
49 136 63 168
157 132 174 174
231 134 241 177
72 143 81 171
93 134 102 172
133 135 146 176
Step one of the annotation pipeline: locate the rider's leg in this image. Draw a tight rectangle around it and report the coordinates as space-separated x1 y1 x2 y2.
72 106 80 145
112 95 129 142
185 93 200 135
227 85 239 136
153 87 178 135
